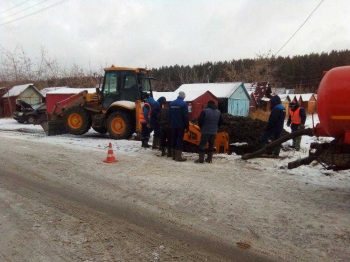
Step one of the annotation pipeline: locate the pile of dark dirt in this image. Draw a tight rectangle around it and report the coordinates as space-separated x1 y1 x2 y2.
219 114 288 155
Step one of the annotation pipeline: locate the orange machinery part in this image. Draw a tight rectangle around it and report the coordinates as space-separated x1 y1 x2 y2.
183 122 230 153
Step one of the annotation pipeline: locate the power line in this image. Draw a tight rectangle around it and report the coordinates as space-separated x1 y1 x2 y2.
1 0 52 20
0 0 68 26
275 0 325 56
0 0 30 15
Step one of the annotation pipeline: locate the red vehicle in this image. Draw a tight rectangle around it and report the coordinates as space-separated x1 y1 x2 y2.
314 66 350 144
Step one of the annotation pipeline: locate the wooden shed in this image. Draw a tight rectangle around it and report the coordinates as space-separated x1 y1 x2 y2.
291 93 317 114
40 87 65 101
299 94 317 114
0 87 10 117
1 84 43 117
153 90 218 121
45 87 96 114
175 82 250 117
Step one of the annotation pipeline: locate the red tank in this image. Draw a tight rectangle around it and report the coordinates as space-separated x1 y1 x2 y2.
315 66 350 144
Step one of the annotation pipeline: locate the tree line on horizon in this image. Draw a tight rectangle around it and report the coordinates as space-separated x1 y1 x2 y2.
151 50 350 93
1 48 350 93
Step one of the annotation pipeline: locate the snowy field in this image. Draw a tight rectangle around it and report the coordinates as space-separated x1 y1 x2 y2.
0 116 350 261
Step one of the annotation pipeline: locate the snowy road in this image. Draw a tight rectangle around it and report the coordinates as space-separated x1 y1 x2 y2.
0 136 265 261
0 119 350 261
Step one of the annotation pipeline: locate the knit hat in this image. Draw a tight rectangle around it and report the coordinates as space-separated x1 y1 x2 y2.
157 96 166 105
178 91 186 99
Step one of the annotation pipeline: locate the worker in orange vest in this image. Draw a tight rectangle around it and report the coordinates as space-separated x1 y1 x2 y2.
287 101 306 151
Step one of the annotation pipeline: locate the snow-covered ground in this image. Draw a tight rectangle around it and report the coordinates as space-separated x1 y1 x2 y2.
0 116 350 261
0 116 348 186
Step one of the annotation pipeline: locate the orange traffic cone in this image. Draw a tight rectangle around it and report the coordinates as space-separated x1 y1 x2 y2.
103 142 117 163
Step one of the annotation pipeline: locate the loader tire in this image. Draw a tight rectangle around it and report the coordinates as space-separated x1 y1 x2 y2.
64 107 92 135
92 126 107 134
107 111 135 139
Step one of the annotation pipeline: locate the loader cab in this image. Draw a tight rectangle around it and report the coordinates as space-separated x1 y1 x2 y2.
101 66 152 108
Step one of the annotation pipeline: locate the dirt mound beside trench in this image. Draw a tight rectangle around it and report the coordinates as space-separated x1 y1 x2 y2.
219 114 288 155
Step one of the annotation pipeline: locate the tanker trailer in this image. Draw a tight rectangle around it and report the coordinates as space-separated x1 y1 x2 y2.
242 66 350 170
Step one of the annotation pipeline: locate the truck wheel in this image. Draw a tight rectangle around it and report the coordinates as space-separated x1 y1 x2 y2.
92 126 107 134
65 107 92 135
107 111 135 139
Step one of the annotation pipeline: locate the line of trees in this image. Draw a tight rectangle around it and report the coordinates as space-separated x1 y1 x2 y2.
1 47 350 93
151 50 350 92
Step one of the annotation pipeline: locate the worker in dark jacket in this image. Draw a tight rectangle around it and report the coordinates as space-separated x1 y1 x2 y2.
195 100 223 163
169 91 189 161
261 95 286 156
158 97 172 157
287 101 306 150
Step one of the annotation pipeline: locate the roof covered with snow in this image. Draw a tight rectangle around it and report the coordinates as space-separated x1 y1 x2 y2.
244 83 255 92
299 93 315 101
175 82 243 98
153 92 178 102
40 87 66 97
46 87 96 95
292 93 315 101
278 94 291 101
2 83 35 98
153 90 216 102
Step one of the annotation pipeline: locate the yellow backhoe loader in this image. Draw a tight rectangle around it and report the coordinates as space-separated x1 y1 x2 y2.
42 65 230 153
43 65 151 139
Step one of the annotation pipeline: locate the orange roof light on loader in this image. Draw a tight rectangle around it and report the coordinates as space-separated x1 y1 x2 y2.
104 65 149 73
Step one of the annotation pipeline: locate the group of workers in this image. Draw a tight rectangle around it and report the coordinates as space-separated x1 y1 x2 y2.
140 91 306 161
140 91 222 163
261 95 306 156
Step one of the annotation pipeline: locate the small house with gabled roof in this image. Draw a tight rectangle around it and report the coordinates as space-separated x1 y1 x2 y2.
153 90 218 121
291 93 317 114
1 83 43 117
175 82 250 116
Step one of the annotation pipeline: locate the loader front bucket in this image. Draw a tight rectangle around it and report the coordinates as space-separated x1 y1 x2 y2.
41 118 67 136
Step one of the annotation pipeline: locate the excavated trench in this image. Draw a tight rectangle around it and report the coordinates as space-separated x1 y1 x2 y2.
219 114 271 155
185 114 288 155
220 114 289 155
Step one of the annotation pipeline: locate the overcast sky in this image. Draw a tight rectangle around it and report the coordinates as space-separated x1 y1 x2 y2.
1 0 349 70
